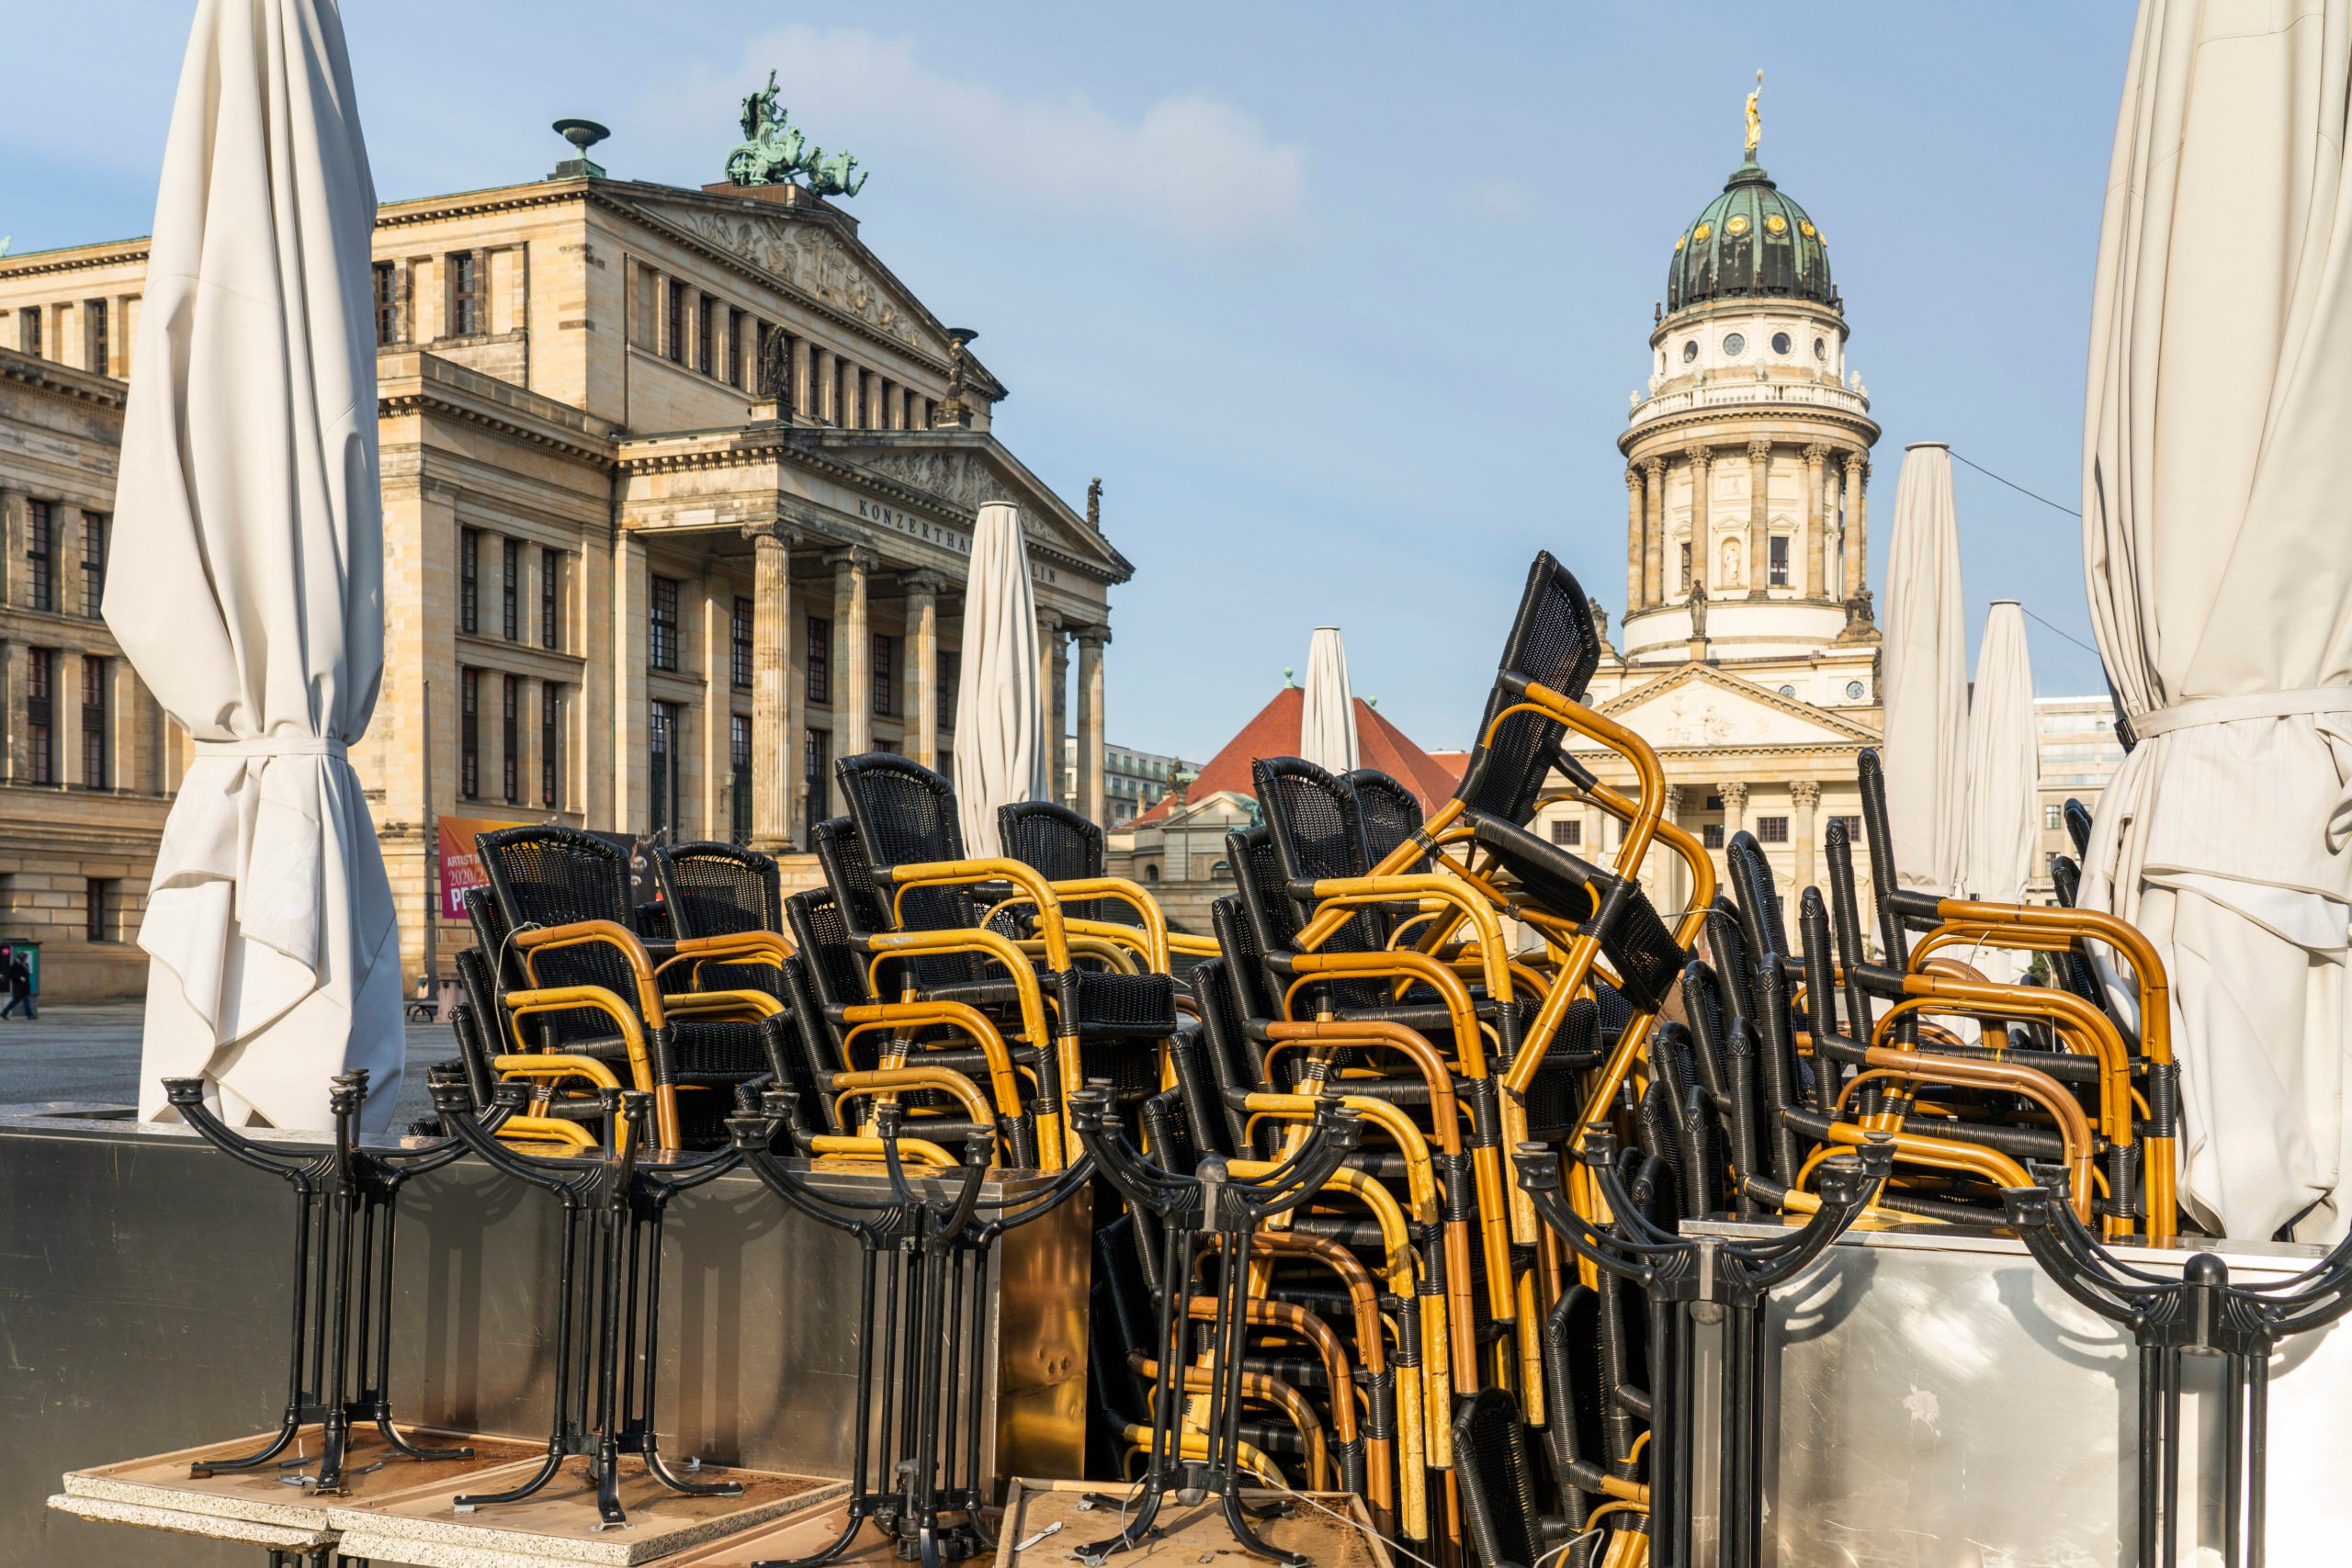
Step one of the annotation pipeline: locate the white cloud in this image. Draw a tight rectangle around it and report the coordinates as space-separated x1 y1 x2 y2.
643 28 1316 262
1465 175 1531 220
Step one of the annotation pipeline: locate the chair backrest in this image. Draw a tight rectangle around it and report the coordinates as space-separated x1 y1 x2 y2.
812 808 977 990
2063 797 2094 859
656 841 784 939
1453 1388 1547 1568
475 827 642 1045
1253 756 1367 894
1457 552 1600 828
834 752 987 951
1344 767 1429 874
783 886 877 1015
997 799 1116 924
1854 747 1911 964
1726 830 1789 966
449 946 502 1105
1186 956 1266 1148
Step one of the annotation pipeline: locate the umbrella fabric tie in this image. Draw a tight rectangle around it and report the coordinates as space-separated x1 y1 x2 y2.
192 737 351 761
2130 688 2352 738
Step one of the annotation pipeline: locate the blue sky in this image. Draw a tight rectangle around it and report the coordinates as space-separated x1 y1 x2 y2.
5 2 2134 758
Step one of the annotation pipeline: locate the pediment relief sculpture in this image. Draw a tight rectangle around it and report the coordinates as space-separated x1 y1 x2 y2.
655 205 929 352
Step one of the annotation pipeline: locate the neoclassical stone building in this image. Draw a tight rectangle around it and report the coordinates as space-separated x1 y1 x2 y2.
1551 128 1884 919
0 107 1132 991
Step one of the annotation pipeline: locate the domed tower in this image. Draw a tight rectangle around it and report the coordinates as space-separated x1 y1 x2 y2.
1615 94 1880 681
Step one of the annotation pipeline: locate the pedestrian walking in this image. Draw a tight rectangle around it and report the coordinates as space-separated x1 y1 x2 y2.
0 951 32 1021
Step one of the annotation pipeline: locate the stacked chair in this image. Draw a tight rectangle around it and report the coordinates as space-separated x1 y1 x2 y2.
407 547 2192 1568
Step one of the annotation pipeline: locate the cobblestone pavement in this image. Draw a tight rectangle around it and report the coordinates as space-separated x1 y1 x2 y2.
0 1003 465 1129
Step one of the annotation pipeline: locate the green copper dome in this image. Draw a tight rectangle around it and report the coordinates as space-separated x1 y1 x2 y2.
1668 158 1836 312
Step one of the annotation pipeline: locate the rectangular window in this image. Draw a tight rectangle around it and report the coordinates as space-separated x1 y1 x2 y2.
650 575 680 671
2044 803 2064 831
731 597 753 689
17 308 40 359
1679 540 1692 592
729 309 750 387
26 501 53 613
1703 793 1724 812
697 292 717 374
459 527 480 635
807 615 831 705
666 280 688 363
80 655 109 789
1549 818 1582 848
459 667 480 799
448 251 482 336
502 675 520 805
730 714 752 844
1769 536 1790 587
80 513 106 617
540 683 561 809
85 299 108 375
540 548 561 649
502 536 521 640
1831 814 1862 842
25 649 52 785
1757 815 1790 844
373 261 400 345
85 878 116 942
804 727 831 826
1702 822 1724 851
872 634 896 718
649 700 680 838
938 650 960 731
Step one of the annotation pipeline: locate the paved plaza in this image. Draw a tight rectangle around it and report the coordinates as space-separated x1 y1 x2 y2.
0 1004 464 1130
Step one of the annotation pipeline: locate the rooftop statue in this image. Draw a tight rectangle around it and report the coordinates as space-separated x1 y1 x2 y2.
1745 69 1763 154
725 70 867 197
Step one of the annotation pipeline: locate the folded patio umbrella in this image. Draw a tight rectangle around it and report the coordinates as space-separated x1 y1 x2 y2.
1299 626 1360 774
1880 441 1970 901
953 502 1050 856
1959 602 2041 983
108 0 401 1131
2080 0 2352 1239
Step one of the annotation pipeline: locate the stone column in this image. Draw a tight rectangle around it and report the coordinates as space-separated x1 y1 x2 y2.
1803 444 1830 598
1075 626 1110 825
1843 454 1868 606
831 547 876 757
1641 457 1667 607
789 336 812 422
1826 467 1846 598
1792 779 1822 892
1623 469 1644 615
0 643 27 782
1036 613 1065 807
1746 439 1772 598
1659 783 1687 916
614 532 651 829
743 523 798 849
1719 779 1748 841
902 570 944 770
815 346 837 424
1685 444 1711 595
842 360 864 430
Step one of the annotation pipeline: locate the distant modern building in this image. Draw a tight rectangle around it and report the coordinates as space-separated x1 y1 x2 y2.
2032 694 2126 897
1061 738 1197 829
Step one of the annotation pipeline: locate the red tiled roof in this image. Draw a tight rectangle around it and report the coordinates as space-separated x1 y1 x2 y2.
1129 688 1459 828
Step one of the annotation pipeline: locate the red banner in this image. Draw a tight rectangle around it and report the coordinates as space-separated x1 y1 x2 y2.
436 815 532 921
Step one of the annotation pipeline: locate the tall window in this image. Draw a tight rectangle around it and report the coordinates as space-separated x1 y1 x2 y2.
2044 804 2064 831
80 655 109 789
372 262 401 344
26 501 53 613
1757 815 1790 844
24 649 53 785
501 675 520 805
85 878 116 942
85 299 108 375
938 650 960 732
730 597 753 689
729 714 752 844
806 615 831 705
459 668 480 799
729 309 749 387
649 701 680 838
80 513 106 617
458 527 480 635
872 634 896 718
804 728 831 826
16 308 39 359
1679 540 1692 592
540 548 561 649
1702 822 1724 850
666 280 688 363
448 251 482 336
1769 536 1790 588
697 292 717 374
540 684 561 808
650 575 680 671
501 537 521 640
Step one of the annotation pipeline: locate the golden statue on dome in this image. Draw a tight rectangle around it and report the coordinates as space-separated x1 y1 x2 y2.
1745 69 1763 154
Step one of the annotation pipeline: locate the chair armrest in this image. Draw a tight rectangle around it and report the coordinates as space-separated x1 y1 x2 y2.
890 857 1072 967
512 919 664 1021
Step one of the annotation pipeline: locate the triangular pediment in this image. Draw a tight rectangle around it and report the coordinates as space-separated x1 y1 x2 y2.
1588 663 1881 752
628 191 957 367
819 433 1135 584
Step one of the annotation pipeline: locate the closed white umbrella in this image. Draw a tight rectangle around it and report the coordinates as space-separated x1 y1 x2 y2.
1299 626 1360 774
111 0 401 1131
953 502 1049 855
1959 602 2041 983
2080 0 2352 1240
1880 442 1970 897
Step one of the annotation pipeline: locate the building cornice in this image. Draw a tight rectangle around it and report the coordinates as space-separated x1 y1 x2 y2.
0 346 127 409
376 351 618 468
